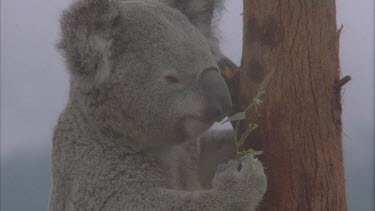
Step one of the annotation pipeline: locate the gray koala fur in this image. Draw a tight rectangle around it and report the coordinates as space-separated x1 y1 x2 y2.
49 0 267 210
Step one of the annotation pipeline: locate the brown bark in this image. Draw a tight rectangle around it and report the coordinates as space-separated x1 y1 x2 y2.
218 56 240 114
237 0 348 210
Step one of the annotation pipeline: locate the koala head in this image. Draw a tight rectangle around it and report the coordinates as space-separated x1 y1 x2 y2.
59 0 231 149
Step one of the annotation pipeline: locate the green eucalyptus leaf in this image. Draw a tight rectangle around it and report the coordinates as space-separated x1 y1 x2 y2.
237 151 246 157
246 148 264 156
248 123 259 131
222 112 246 124
252 151 264 156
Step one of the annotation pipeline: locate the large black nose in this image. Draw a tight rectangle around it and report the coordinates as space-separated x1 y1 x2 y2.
199 68 232 122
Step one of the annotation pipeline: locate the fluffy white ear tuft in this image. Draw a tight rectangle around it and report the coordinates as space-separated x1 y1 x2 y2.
58 0 120 83
89 35 113 84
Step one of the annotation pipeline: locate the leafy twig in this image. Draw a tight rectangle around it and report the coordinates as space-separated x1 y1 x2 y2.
229 71 274 159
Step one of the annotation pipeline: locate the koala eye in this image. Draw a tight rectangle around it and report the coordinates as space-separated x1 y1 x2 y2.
164 75 180 83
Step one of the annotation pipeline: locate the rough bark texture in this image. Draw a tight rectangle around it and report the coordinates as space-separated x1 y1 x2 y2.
218 56 240 114
238 0 348 210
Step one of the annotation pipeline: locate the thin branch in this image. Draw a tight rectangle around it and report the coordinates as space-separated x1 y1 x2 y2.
335 75 351 91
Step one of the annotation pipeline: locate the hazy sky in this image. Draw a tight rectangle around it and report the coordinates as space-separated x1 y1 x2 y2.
1 0 374 210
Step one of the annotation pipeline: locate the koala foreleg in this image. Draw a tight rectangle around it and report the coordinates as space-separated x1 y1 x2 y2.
198 129 236 188
135 155 267 211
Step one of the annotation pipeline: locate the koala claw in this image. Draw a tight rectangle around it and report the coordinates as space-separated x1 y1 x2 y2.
239 155 266 191
237 154 255 171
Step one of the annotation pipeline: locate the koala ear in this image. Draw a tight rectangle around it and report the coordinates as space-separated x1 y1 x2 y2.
166 0 225 61
58 0 121 83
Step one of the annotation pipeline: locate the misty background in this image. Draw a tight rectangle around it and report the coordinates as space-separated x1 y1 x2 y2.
1 0 374 210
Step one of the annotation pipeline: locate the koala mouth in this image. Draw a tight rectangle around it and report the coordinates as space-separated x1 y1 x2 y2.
182 116 214 139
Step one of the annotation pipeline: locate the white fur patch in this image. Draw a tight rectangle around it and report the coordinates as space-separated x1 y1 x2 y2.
89 35 113 83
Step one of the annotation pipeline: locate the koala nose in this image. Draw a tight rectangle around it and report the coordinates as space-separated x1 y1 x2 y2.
200 68 232 122
206 104 225 122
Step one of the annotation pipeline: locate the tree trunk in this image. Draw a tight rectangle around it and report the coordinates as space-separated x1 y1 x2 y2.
238 1 348 210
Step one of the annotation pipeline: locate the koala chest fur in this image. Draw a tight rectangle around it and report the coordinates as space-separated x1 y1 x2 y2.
50 0 266 210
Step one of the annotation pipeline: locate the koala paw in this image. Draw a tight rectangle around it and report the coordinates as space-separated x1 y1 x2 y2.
212 155 267 208
238 155 267 194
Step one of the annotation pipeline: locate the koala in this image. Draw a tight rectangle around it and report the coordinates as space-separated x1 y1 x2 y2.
49 0 267 210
